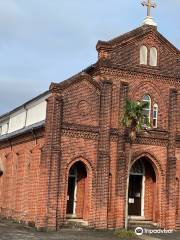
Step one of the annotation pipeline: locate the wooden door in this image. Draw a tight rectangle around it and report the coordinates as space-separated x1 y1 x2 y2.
128 175 142 216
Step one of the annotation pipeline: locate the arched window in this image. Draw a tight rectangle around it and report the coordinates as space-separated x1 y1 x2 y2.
143 95 151 123
153 103 158 128
130 160 144 175
69 166 77 177
150 47 158 66
140 45 148 65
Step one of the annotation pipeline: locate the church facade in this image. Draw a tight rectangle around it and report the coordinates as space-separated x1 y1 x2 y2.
0 22 180 230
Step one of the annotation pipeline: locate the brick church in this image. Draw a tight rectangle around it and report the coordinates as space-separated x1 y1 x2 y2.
0 2 180 231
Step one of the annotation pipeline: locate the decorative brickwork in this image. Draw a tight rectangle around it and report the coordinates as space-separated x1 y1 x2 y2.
115 82 129 228
0 24 180 231
95 80 112 228
166 89 177 228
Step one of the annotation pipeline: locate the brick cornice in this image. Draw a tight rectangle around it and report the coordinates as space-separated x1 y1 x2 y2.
111 128 169 146
50 72 102 93
62 123 99 140
62 122 170 146
0 122 177 149
96 25 156 49
62 129 98 140
62 122 99 133
98 64 180 81
96 25 179 54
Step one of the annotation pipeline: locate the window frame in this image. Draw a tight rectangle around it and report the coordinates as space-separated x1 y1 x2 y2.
142 95 151 124
139 45 159 68
140 45 148 65
153 103 158 128
149 47 158 67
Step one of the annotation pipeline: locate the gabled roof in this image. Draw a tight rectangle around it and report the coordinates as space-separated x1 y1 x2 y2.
50 68 101 93
1 24 179 128
0 64 97 123
97 25 179 54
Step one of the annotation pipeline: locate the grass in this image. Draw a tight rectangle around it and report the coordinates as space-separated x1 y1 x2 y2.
114 229 139 239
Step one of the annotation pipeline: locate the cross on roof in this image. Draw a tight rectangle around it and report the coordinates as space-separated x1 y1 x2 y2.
141 0 157 17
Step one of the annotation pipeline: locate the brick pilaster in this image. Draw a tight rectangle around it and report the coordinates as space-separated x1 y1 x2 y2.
166 89 177 229
36 91 63 230
115 82 129 228
95 80 112 228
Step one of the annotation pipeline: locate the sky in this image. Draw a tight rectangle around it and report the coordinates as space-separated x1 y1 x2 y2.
0 0 179 115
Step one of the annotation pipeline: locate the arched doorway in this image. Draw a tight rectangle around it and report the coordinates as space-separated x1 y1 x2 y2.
66 161 88 219
128 157 157 221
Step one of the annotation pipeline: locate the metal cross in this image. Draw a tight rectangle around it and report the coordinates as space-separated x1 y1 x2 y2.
141 0 157 17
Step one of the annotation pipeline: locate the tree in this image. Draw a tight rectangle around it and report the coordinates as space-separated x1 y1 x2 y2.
122 99 150 230
122 99 150 143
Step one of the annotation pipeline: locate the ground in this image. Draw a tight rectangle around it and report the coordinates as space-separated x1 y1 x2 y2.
0 219 180 240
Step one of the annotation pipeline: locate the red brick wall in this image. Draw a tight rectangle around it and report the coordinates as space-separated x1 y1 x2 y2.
177 94 180 134
62 80 100 127
0 26 179 231
108 140 119 228
53 61 179 229
144 161 156 220
0 134 44 226
176 148 180 226
98 26 180 76
98 68 177 131
60 134 97 225
109 33 177 72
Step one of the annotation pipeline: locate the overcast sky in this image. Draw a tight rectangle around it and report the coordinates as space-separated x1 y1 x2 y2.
0 0 179 115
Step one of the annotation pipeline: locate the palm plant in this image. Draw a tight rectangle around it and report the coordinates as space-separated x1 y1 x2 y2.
122 99 150 144
122 99 150 230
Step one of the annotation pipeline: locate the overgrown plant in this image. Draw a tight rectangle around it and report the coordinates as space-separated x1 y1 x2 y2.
122 99 150 143
115 229 139 239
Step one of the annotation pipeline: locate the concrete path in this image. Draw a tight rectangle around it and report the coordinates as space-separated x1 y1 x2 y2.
0 219 180 240
0 220 126 240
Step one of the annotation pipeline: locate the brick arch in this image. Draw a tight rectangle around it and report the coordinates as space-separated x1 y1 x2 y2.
4 152 13 160
130 151 164 224
29 143 43 153
3 152 13 173
15 150 25 156
131 151 164 178
65 156 94 222
1 152 13 213
28 144 42 168
66 156 94 176
130 81 162 99
130 81 167 129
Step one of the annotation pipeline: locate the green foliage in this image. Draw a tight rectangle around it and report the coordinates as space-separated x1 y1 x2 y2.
122 99 150 143
114 229 139 239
